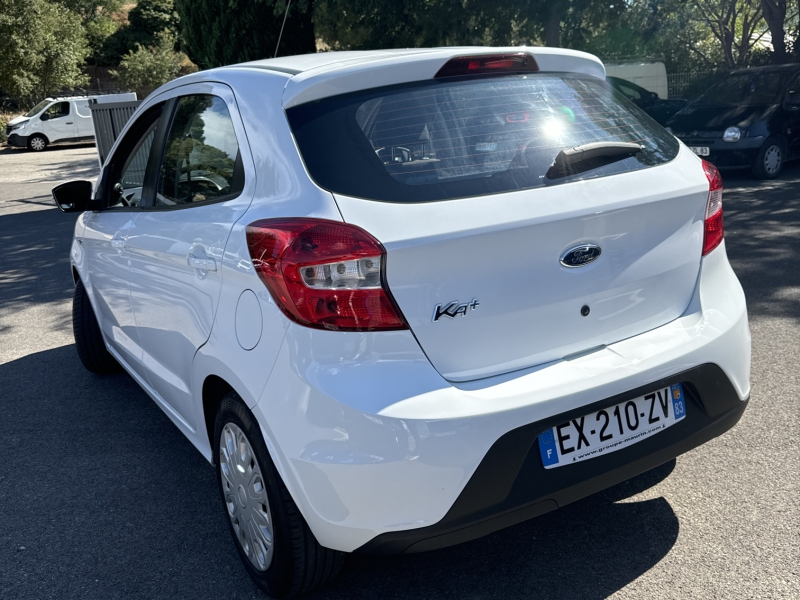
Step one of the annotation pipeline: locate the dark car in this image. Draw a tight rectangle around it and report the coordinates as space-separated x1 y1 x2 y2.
607 76 688 125
665 64 800 179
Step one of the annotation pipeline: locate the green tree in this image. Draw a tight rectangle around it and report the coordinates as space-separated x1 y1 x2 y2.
98 0 181 66
56 0 124 58
174 0 316 69
110 30 184 94
0 0 89 103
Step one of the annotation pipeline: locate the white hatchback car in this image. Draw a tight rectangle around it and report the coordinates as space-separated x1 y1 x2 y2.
54 47 751 597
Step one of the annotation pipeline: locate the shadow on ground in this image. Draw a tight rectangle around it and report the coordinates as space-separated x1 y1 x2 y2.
0 346 679 600
723 163 800 323
0 207 77 313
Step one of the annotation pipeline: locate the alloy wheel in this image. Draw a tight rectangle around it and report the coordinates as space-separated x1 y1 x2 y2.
219 422 274 571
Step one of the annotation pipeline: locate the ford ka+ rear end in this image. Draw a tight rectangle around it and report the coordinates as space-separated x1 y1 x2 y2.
62 47 750 598
244 48 749 590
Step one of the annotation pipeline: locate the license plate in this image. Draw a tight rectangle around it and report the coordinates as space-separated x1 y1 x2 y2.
690 146 710 156
538 384 687 469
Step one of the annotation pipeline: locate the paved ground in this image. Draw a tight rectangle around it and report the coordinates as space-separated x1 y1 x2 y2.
0 143 797 600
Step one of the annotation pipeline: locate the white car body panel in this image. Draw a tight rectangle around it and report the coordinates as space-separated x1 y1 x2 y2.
334 146 708 381
124 81 256 429
251 240 749 551
66 48 751 557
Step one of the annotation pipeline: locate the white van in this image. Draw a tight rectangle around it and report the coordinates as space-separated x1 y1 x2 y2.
604 62 669 99
5 93 137 151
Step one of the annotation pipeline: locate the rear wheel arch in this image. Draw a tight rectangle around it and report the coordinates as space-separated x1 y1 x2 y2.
202 375 235 459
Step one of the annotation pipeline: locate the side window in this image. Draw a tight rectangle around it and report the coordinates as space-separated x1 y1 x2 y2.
46 102 70 118
105 104 164 209
76 101 91 118
618 82 641 101
156 95 243 207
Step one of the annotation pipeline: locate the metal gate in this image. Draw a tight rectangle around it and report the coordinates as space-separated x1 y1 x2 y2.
89 100 141 165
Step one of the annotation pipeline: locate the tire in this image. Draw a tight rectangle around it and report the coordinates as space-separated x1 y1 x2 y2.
214 394 345 598
27 134 48 152
72 279 119 374
752 137 784 179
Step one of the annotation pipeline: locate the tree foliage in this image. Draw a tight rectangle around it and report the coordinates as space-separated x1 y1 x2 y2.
110 30 184 93
56 0 123 59
0 0 89 102
174 0 316 69
98 0 180 65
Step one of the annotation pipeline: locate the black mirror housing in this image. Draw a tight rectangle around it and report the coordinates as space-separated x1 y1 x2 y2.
788 90 800 106
40 113 50 121
52 180 93 213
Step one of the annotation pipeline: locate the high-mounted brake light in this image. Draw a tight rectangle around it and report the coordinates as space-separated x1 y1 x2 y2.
435 53 539 78
245 218 408 331
701 159 724 256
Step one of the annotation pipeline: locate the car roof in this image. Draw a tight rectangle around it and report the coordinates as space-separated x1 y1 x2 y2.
187 46 606 108
730 63 800 75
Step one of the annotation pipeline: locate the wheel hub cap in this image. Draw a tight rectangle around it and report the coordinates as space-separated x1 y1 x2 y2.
219 423 274 571
765 145 782 174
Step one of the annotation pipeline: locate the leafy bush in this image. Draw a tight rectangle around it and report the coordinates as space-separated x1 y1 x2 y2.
110 30 184 94
97 0 180 66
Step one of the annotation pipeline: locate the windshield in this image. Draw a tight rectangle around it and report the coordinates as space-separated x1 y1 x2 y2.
287 74 678 202
696 71 792 106
24 100 51 117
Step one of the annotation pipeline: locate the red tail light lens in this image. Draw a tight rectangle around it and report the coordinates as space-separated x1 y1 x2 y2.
245 218 408 331
435 53 539 78
701 160 724 256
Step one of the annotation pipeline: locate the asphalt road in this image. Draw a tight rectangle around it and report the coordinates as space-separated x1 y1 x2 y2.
0 143 797 600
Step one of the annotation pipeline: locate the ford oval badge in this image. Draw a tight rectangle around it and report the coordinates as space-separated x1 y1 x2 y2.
560 244 602 268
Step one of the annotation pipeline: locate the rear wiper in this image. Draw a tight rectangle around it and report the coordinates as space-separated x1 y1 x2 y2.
546 142 643 180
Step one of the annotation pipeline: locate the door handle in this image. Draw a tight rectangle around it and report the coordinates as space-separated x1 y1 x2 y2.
111 234 125 250
187 253 217 272
66 122 73 125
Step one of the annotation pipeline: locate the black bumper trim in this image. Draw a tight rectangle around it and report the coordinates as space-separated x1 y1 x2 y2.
7 134 28 147
356 363 747 554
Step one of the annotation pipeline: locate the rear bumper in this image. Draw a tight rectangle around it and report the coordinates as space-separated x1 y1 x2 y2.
358 363 746 554
252 242 750 553
7 133 27 147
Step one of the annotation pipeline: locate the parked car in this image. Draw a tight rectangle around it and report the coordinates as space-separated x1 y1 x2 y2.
666 64 800 178
607 76 688 124
53 48 751 598
5 92 136 151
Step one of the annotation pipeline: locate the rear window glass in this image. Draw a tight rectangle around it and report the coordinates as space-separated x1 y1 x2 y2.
287 74 679 203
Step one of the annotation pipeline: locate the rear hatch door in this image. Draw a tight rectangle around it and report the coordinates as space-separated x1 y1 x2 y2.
288 70 709 381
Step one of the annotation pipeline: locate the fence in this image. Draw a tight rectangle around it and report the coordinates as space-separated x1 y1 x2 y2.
667 71 730 100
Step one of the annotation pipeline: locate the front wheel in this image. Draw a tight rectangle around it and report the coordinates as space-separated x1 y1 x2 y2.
214 394 344 598
752 137 784 179
27 134 48 152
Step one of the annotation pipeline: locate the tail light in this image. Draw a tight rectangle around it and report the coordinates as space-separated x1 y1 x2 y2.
701 159 724 256
245 218 408 331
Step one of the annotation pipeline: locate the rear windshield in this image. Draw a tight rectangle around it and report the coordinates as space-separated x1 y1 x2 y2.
287 74 679 203
696 71 793 106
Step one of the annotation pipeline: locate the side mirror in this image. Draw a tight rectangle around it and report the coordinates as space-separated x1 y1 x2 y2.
40 112 50 121
787 90 800 107
52 180 93 213
649 91 660 101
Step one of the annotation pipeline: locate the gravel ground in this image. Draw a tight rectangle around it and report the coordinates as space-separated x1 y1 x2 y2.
0 143 797 599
